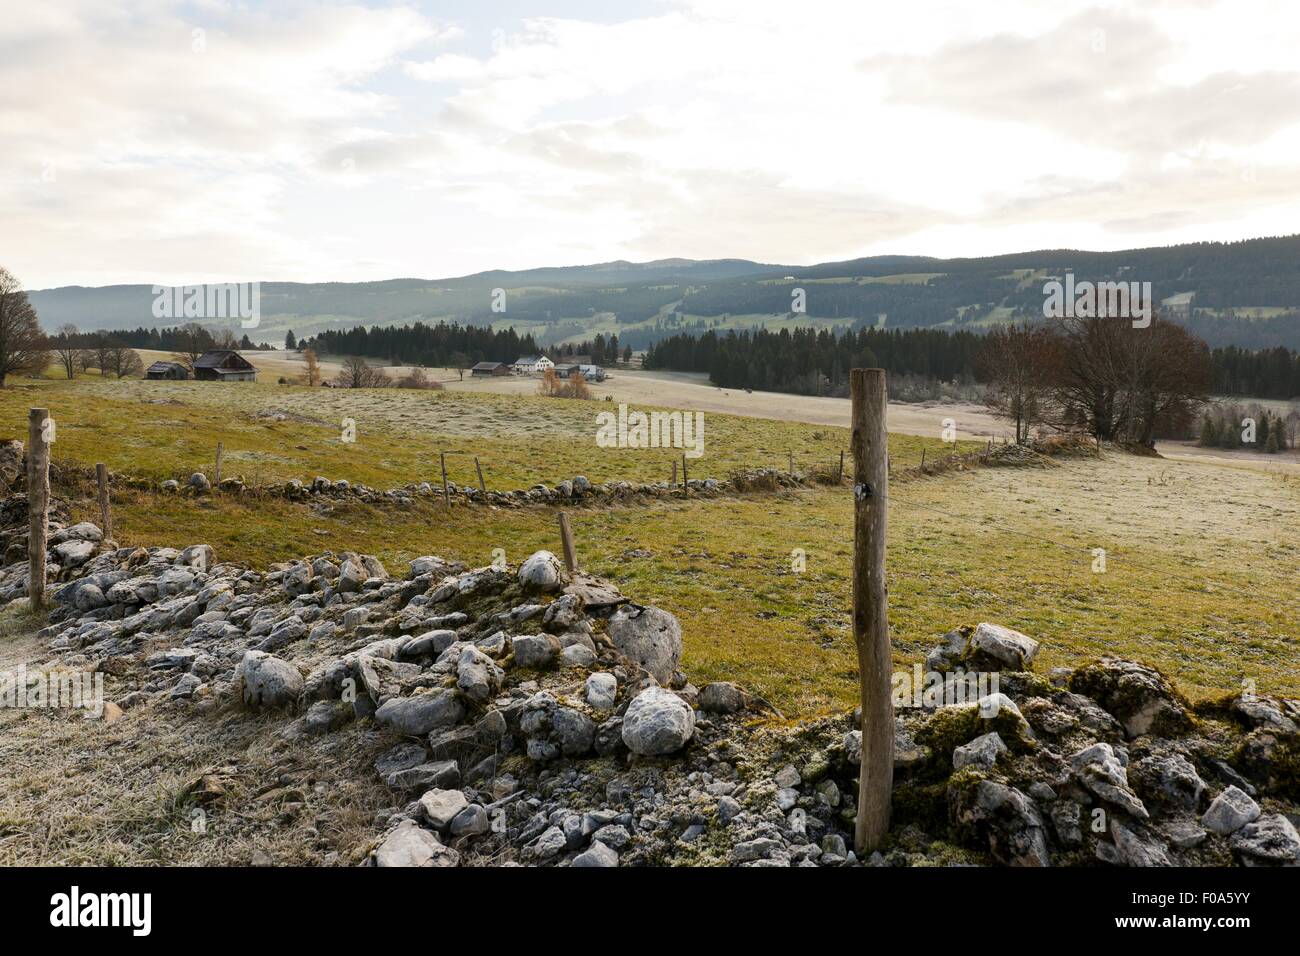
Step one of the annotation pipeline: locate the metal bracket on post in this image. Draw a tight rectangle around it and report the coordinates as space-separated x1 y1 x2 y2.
853 482 874 501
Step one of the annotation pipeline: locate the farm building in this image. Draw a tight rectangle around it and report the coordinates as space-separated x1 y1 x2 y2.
511 355 555 375
193 349 257 382
553 363 605 382
470 361 510 377
145 361 190 380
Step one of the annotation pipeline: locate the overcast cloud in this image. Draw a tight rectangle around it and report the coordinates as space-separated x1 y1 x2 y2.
3 0 1299 288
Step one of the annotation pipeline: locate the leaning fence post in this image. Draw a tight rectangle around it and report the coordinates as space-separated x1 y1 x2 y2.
557 512 577 573
474 456 486 495
27 408 50 610
838 449 845 483
850 369 892 854
920 447 926 470
440 452 451 508
96 463 113 540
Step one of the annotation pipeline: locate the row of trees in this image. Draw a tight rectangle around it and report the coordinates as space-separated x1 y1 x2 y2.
1198 404 1294 452
643 326 985 395
305 322 541 369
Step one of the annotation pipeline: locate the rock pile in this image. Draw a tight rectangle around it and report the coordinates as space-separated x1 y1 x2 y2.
85 466 815 509
8 494 1299 867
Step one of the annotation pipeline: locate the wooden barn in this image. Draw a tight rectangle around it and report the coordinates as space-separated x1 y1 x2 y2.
145 361 190 380
193 350 257 382
470 361 510 377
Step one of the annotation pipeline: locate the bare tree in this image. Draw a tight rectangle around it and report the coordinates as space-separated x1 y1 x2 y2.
978 323 1052 443
105 341 144 378
1041 313 1211 444
52 323 83 380
176 322 213 369
334 355 389 388
0 267 50 386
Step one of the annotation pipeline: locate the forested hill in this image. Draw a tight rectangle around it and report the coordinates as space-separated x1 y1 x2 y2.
26 235 1300 350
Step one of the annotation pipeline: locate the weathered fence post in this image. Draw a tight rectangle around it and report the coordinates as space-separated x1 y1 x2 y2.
440 452 450 508
557 512 577 573
920 447 926 470
214 441 224 487
671 459 678 485
788 451 794 475
850 369 892 854
96 463 112 541
681 453 688 488
838 449 845 483
474 456 486 495
27 408 50 610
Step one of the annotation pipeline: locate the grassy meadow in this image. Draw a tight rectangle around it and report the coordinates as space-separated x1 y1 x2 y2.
4 375 1296 717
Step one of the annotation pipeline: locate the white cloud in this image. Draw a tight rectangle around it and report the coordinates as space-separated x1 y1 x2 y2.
2 0 1299 288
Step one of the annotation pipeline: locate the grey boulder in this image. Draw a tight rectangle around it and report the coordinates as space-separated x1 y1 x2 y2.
621 686 695 755
607 605 682 684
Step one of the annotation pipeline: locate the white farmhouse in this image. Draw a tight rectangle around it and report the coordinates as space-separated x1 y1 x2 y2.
511 355 555 375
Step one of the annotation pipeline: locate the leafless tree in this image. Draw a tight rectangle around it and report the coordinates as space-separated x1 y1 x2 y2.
105 342 144 378
176 322 213 369
0 267 50 386
978 323 1052 442
52 323 83 380
334 355 389 388
1041 313 1210 444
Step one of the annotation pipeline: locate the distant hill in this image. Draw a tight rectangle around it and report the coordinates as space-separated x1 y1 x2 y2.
27 235 1300 350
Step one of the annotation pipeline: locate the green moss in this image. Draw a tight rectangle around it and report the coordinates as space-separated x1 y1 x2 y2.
891 781 950 832
915 705 982 757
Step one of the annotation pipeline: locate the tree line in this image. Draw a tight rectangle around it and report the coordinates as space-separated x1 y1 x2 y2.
304 322 541 368
643 326 986 395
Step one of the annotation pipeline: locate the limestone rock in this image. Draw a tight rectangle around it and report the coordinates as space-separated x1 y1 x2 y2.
621 686 695 756
373 821 459 867
607 604 682 684
237 650 303 709
375 690 465 736
518 550 566 594
1201 786 1260 835
954 731 1007 771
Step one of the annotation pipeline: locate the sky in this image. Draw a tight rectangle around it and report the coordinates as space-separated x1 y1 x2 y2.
4 0 1300 289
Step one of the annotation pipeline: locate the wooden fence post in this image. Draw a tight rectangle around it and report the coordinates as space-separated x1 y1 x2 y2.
850 369 892 854
214 441 224 487
838 449 845 483
681 453 688 488
788 451 794 474
920 447 926 470
27 408 50 610
440 452 450 508
96 463 112 540
557 512 577 573
671 459 678 485
474 456 486 495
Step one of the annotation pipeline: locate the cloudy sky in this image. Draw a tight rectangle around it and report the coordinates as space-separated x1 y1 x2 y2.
4 0 1300 289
